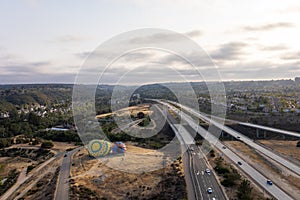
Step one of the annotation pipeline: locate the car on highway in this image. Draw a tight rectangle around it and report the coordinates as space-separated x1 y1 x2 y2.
207 187 213 194
64 154 67 157
196 171 200 175
267 180 273 185
237 161 242 165
222 146 226 149
236 136 240 139
205 168 211 175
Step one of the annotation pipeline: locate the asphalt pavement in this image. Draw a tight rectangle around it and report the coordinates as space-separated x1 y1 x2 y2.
154 100 294 200
55 147 82 200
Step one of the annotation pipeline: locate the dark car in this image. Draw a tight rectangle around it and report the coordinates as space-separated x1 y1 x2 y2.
267 180 273 185
64 154 67 157
222 146 226 149
237 161 242 165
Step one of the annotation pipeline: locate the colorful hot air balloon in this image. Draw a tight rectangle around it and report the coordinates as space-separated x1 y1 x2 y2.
87 139 111 157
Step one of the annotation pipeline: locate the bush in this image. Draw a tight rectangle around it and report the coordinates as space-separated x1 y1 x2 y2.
237 179 253 200
0 169 20 195
214 165 230 174
41 140 54 149
26 165 35 174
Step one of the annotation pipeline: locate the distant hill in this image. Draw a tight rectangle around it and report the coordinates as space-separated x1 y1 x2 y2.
0 79 298 110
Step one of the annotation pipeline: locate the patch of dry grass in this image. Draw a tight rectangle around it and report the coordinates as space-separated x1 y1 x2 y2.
70 144 186 199
258 140 300 161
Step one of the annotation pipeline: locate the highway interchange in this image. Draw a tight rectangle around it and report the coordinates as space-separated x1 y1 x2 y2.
168 100 300 176
154 99 295 200
1 99 299 200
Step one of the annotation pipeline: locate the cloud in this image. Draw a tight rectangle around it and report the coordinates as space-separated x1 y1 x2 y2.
185 30 202 38
129 32 183 44
74 51 92 59
159 51 213 67
122 52 155 62
276 6 300 13
259 44 288 51
128 30 202 45
0 61 51 75
0 73 76 84
210 42 248 61
242 22 295 32
281 51 300 60
218 60 300 80
55 34 89 43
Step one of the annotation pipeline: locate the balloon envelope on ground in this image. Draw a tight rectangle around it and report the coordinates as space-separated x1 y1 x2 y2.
87 139 111 157
111 141 127 154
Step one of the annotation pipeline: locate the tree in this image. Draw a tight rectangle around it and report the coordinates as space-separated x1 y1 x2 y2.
0 138 11 148
297 141 300 147
41 140 54 149
137 112 145 119
237 179 253 200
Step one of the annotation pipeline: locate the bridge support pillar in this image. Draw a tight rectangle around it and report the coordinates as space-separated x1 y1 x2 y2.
256 129 260 138
283 135 285 139
263 130 267 138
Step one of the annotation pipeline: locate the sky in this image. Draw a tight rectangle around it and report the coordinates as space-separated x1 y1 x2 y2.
0 0 300 84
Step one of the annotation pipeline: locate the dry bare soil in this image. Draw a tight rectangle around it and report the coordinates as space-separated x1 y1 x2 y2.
96 104 152 119
258 140 300 161
70 144 187 200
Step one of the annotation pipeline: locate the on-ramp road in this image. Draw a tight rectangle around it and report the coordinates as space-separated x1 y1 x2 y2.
55 147 82 200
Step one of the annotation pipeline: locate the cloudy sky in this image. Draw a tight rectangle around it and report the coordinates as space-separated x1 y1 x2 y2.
1 0 300 84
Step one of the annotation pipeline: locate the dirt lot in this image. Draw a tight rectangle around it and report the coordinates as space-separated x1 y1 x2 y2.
258 140 300 161
223 141 300 199
70 144 186 199
96 104 152 119
0 157 30 179
22 167 60 200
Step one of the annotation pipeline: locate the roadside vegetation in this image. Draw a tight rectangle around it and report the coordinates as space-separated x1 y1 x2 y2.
209 154 268 200
0 169 20 196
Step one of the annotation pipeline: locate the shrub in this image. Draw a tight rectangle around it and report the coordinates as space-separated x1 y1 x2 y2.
41 140 54 149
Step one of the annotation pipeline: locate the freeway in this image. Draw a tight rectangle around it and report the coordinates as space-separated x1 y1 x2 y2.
154 100 293 200
164 105 226 200
238 122 300 138
191 143 226 200
198 111 300 138
55 147 82 200
170 123 225 200
167 100 300 177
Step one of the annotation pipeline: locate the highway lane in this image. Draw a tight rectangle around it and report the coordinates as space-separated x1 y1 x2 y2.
55 147 83 200
169 123 200 200
155 100 293 200
174 124 226 200
191 144 226 200
166 110 226 200
168 100 300 177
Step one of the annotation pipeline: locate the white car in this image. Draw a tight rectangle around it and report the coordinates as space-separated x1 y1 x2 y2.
207 187 213 194
205 168 211 175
